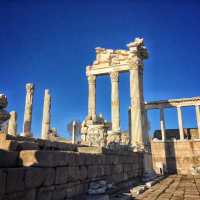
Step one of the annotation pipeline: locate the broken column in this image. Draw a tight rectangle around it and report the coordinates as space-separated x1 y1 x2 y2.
7 111 17 136
72 121 76 144
128 38 148 148
0 94 10 133
41 89 51 139
23 83 34 137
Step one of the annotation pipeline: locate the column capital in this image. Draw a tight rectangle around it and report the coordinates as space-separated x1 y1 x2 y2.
87 75 96 84
110 71 119 82
26 83 34 93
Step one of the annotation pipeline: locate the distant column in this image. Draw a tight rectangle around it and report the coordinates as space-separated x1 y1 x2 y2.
8 111 17 136
72 121 76 144
110 71 120 132
88 75 96 120
23 83 34 137
41 89 51 139
195 105 200 138
160 108 166 141
177 106 184 140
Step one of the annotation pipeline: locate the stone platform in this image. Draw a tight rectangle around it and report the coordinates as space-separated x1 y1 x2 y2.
135 175 200 200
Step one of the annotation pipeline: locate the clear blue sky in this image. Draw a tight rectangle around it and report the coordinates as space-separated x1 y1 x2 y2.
1 0 200 139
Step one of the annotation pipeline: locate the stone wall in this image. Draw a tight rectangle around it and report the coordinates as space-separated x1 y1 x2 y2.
151 140 200 175
0 134 143 200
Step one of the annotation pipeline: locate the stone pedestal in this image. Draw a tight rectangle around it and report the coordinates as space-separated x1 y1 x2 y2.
87 124 107 147
41 89 51 139
23 83 34 137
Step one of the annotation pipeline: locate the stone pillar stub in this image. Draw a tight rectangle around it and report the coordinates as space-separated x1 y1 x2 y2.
195 105 200 138
88 75 96 120
177 106 184 140
23 83 34 137
110 71 120 132
160 108 166 141
41 89 51 139
8 111 17 136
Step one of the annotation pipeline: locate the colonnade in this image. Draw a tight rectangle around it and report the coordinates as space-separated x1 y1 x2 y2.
145 98 200 141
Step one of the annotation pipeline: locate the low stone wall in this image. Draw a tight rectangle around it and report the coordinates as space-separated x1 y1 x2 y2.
151 140 200 175
0 134 143 200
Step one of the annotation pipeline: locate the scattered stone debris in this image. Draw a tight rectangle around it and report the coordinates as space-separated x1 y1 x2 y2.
88 180 109 195
130 185 147 196
191 166 200 175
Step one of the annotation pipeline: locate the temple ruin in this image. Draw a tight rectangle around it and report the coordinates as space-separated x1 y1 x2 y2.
1 37 200 199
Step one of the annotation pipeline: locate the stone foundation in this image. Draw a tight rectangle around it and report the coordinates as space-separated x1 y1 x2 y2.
151 140 200 175
0 134 143 200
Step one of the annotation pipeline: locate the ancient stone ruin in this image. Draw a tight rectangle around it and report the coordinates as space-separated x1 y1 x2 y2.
1 38 200 200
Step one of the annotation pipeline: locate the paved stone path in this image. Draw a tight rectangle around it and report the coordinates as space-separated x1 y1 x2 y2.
135 175 200 200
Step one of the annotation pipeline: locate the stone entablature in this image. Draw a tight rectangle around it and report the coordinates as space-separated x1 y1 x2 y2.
145 96 200 109
86 38 148 76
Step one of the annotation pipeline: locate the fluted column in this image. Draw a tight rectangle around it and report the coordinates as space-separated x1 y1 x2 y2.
110 71 120 132
8 111 17 136
160 108 166 141
177 106 184 140
41 89 51 139
23 83 34 137
195 105 200 138
130 66 144 146
88 75 96 120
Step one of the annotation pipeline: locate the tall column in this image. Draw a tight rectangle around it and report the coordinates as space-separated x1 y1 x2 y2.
41 89 51 139
160 108 166 141
130 67 144 146
110 71 120 132
195 105 200 138
88 75 96 120
8 111 17 136
23 83 34 137
177 106 184 140
127 38 148 148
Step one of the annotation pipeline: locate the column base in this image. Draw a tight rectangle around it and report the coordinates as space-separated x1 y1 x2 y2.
107 130 121 144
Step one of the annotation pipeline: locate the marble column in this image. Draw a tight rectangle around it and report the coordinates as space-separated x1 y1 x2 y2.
177 106 184 140
110 71 120 132
88 75 96 120
195 105 200 138
72 121 76 144
160 108 166 141
41 89 51 139
130 66 144 146
8 111 17 136
23 83 34 137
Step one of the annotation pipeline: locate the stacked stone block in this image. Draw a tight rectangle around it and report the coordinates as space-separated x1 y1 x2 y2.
0 135 143 200
151 140 200 175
